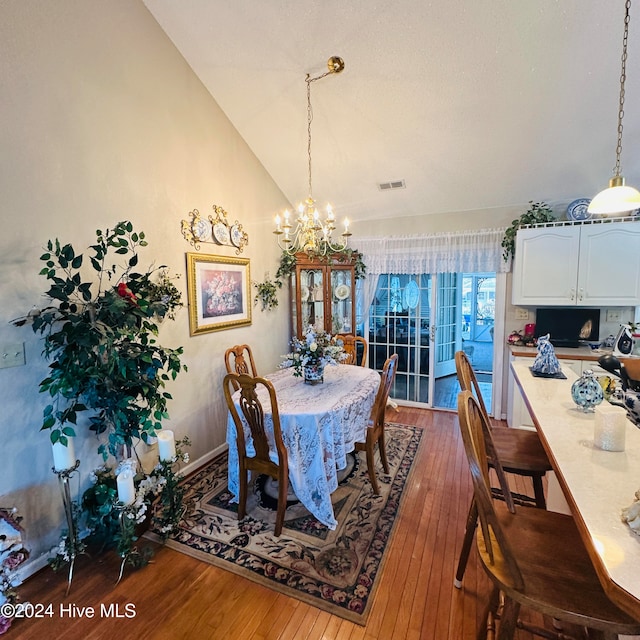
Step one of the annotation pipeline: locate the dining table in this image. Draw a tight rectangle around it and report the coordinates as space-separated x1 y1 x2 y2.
510 359 640 622
226 363 381 530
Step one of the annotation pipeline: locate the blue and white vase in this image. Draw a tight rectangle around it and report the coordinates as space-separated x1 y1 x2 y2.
303 362 325 385
571 369 604 412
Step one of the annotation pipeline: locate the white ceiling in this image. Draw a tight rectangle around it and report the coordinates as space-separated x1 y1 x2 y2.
142 0 640 224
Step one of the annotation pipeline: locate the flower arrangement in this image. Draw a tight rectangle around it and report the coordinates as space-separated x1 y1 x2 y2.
0 509 29 635
14 221 186 460
280 325 346 378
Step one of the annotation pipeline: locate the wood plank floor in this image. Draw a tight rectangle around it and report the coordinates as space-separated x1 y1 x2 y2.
10 407 596 639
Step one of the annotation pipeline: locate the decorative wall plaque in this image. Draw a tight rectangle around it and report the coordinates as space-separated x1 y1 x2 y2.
181 205 248 254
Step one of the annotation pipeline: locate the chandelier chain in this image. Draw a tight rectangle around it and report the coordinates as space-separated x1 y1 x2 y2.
306 67 339 199
615 0 631 176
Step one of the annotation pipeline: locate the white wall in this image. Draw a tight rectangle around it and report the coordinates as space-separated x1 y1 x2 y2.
0 0 291 564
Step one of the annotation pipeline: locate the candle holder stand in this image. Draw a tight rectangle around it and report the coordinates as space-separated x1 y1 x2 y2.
114 502 140 585
52 460 81 596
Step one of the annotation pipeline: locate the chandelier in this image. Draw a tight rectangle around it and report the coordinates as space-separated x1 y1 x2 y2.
274 56 351 256
588 0 640 215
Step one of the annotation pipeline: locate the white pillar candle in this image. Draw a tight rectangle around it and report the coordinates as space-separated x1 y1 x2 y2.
116 469 136 505
52 438 76 472
594 403 628 452
157 430 176 461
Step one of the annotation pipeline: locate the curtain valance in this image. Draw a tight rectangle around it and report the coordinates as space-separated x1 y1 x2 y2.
355 228 510 275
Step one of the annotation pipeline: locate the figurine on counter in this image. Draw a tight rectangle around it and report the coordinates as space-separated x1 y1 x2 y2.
531 333 561 375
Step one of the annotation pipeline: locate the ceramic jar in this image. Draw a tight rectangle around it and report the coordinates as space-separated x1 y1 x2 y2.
571 369 604 412
303 362 325 385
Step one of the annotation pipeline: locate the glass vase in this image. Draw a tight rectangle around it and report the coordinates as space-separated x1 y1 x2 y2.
571 369 604 412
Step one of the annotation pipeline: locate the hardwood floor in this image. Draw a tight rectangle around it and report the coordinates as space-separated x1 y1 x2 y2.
11 408 592 639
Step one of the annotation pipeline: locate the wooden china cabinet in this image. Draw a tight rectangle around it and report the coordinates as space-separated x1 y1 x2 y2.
289 252 358 337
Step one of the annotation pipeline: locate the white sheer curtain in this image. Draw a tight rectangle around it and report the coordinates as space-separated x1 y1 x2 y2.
354 228 508 328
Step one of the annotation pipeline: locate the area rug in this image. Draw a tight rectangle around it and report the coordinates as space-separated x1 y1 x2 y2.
147 422 423 625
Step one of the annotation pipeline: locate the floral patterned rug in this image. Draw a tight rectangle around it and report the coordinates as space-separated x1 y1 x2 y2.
148 422 423 625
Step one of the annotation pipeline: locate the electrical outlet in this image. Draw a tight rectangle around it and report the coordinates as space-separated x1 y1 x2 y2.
515 308 529 321
606 309 622 323
0 342 25 369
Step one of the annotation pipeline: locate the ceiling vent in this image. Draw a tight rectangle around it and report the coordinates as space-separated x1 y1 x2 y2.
378 179 406 191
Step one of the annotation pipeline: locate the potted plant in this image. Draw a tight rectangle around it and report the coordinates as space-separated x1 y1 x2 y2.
16 221 186 460
501 201 555 262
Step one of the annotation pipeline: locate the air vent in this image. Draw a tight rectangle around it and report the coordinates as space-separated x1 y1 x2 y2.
378 179 406 191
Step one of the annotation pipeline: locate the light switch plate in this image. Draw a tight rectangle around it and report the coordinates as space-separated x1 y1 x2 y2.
0 342 25 369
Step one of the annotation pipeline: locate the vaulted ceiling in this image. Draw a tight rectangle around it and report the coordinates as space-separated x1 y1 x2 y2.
143 0 640 224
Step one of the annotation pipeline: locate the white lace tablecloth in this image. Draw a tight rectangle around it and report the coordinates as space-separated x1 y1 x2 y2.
226 364 381 529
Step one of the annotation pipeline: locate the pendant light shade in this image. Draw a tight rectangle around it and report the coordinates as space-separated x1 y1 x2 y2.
588 0 640 216
588 178 640 215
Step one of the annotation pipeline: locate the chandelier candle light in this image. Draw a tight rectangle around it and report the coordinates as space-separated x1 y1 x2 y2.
274 56 352 256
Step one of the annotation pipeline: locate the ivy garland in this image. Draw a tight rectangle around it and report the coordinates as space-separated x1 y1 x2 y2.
274 248 367 286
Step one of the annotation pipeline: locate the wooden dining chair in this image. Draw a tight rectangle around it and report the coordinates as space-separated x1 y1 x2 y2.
224 344 258 389
223 372 289 537
457 390 640 640
336 334 368 367
454 350 552 588
355 353 398 494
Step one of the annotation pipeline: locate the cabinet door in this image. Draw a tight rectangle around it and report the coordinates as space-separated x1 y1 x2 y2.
329 267 355 334
512 226 580 305
578 222 640 305
297 267 326 334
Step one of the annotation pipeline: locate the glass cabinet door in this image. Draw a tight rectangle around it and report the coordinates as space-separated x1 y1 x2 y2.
330 268 354 334
299 268 324 333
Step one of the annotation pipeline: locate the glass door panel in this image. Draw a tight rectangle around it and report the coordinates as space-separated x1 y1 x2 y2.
433 273 461 379
330 268 353 334
368 274 431 404
300 268 324 333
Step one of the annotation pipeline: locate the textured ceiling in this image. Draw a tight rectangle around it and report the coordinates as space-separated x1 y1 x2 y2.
143 0 640 224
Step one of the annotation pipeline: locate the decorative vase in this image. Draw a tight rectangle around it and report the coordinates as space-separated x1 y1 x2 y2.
571 369 604 412
303 362 325 385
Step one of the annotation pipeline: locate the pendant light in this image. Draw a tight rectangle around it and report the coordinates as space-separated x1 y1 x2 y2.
588 0 640 215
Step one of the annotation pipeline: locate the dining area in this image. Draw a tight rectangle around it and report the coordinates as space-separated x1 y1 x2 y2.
221 331 398 533
454 348 640 639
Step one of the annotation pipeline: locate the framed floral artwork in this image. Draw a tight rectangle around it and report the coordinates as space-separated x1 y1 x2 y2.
186 253 251 335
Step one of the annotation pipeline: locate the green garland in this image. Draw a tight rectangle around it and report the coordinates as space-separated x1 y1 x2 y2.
275 248 367 285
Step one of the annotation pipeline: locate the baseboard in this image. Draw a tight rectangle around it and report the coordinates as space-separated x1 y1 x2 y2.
180 443 228 477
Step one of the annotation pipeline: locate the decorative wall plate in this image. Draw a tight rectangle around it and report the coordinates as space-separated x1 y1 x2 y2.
230 223 245 248
335 284 350 300
213 221 231 245
566 198 592 221
300 285 310 301
194 217 212 242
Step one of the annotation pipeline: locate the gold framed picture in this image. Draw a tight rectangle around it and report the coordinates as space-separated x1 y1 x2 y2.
186 253 251 335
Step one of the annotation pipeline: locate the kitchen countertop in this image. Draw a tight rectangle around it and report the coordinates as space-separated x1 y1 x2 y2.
510 345 607 360
510 359 640 621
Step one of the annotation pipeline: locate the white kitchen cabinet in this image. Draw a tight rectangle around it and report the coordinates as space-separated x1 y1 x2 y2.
512 221 640 306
